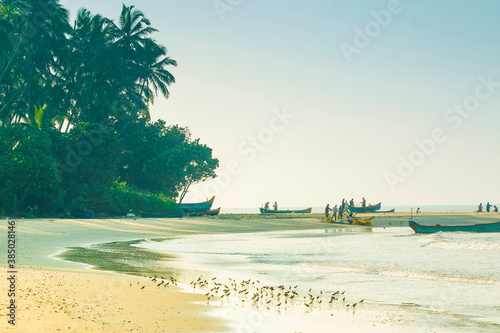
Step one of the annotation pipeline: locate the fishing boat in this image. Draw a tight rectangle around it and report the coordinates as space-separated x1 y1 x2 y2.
259 207 312 214
326 216 374 225
189 207 221 216
179 196 215 213
348 202 381 212
373 209 395 213
409 220 500 234
141 211 184 218
352 217 374 225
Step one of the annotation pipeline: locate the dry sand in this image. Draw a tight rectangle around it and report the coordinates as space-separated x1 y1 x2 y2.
1 267 227 333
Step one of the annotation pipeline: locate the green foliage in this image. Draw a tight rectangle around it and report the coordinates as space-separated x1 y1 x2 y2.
0 1 176 130
56 123 122 211
177 137 219 202
108 182 179 215
0 0 70 129
0 2 217 216
0 124 62 214
118 119 219 199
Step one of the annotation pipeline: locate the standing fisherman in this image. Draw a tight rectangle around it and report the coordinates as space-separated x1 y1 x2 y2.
332 204 338 222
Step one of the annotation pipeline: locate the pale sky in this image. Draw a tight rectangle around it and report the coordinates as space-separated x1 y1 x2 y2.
64 0 500 208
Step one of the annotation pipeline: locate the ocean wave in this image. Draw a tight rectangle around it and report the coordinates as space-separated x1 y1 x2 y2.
425 241 500 251
417 236 500 251
294 262 500 286
294 262 370 274
379 269 500 286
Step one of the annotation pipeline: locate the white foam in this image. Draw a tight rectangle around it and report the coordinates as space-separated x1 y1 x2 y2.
379 269 500 286
425 240 500 251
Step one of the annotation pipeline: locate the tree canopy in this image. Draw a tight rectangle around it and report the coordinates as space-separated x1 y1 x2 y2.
0 1 218 216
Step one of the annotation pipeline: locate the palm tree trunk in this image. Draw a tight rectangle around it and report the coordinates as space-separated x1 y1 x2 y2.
178 180 192 204
0 29 26 83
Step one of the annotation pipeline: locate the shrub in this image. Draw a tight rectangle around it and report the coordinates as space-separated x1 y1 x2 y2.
108 182 179 216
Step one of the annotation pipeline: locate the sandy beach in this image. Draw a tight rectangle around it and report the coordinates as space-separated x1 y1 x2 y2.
1 211 499 332
3 1 499 332
1 267 225 332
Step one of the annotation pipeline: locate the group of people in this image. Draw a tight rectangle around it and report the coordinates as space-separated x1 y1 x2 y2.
325 198 364 222
263 201 278 211
478 202 498 212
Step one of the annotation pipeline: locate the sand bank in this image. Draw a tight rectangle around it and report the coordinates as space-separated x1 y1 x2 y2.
1 267 227 332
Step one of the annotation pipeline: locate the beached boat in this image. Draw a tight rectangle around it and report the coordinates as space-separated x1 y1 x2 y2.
326 216 374 225
352 217 374 225
179 196 215 213
348 202 381 212
189 207 221 216
140 211 184 218
259 207 312 214
373 209 395 213
409 220 500 234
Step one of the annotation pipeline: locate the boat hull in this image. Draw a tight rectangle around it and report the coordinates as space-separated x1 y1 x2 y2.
179 196 215 213
348 202 382 212
373 209 395 213
352 217 374 225
259 207 312 214
409 220 500 233
189 207 221 216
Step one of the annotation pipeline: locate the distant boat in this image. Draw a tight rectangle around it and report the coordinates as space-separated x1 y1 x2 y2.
259 207 312 214
373 209 395 213
189 207 221 216
179 196 215 213
348 202 381 212
141 211 184 218
409 220 500 233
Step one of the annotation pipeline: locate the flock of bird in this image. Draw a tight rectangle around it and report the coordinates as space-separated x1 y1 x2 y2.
134 275 178 289
137 274 365 314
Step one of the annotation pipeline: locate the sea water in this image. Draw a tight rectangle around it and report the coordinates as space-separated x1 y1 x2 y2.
221 204 481 214
135 226 500 332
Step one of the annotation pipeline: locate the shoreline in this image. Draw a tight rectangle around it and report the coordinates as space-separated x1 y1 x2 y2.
2 213 499 332
2 210 498 221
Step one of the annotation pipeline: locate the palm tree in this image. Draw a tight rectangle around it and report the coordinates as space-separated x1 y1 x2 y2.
0 3 23 125
135 38 177 106
114 5 177 121
0 0 70 129
2 3 176 130
64 8 121 127
65 5 176 127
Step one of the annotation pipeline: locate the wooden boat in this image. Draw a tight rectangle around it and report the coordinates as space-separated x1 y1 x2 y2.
326 216 374 226
352 217 374 225
179 196 215 213
141 211 184 218
259 207 312 214
409 220 500 234
373 209 395 213
348 202 381 212
189 207 221 216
